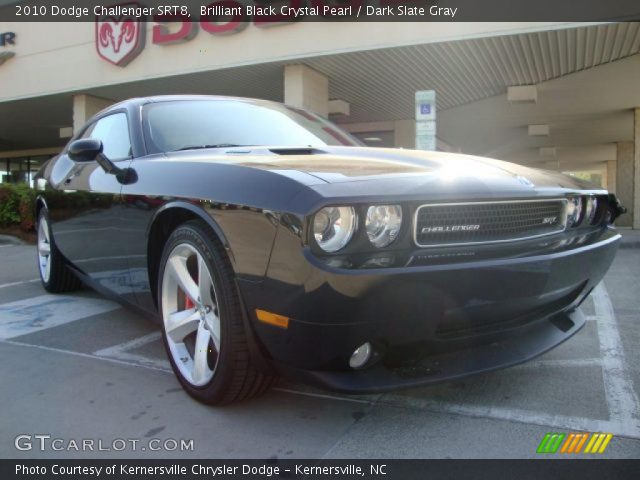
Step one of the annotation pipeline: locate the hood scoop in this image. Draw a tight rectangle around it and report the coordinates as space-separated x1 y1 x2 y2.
268 147 326 156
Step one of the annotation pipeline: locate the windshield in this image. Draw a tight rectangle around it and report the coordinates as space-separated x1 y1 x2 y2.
143 99 361 153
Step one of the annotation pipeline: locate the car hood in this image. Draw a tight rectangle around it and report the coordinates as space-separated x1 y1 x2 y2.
227 146 600 191
165 146 604 202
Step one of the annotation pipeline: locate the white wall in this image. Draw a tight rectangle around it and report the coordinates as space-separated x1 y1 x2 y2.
0 21 579 102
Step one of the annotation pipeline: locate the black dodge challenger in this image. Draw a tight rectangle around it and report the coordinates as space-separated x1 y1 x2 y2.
35 95 624 404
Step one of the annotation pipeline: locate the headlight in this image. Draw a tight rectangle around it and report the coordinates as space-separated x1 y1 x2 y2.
566 197 583 227
365 205 403 248
313 206 357 252
585 197 598 225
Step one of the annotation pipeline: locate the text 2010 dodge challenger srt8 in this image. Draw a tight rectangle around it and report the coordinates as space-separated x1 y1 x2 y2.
35 95 625 404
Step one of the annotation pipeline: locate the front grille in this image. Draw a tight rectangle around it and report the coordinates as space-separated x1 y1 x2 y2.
414 199 566 247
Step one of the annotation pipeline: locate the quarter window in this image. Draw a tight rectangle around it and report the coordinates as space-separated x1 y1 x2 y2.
82 113 132 160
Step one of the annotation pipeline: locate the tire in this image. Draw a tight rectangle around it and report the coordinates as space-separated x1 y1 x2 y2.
36 209 82 293
158 220 276 405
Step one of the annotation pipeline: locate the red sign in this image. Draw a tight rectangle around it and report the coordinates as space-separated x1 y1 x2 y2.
95 2 145 67
94 0 369 66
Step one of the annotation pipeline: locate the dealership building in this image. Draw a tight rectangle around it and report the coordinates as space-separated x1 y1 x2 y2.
1 18 639 227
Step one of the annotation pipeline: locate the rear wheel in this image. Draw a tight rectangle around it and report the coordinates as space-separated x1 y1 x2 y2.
37 209 81 293
158 220 275 404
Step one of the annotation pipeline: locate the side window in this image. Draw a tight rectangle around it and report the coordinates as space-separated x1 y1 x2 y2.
81 113 132 160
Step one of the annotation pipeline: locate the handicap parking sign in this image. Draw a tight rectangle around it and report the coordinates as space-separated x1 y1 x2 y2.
415 90 436 121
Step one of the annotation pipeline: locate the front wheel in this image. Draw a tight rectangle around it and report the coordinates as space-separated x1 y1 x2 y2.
158 220 275 405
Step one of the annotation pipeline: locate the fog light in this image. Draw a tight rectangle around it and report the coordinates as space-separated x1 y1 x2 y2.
349 342 372 369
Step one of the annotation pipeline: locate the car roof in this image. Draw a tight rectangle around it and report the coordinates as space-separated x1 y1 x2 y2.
102 95 273 114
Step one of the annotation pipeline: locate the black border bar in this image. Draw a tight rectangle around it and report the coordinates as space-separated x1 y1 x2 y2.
1 0 640 22
3 459 640 480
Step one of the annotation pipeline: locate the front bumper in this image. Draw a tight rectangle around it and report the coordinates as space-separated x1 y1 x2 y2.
238 227 619 393
276 308 586 393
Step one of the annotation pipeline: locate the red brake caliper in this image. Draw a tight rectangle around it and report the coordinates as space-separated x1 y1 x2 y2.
184 294 195 310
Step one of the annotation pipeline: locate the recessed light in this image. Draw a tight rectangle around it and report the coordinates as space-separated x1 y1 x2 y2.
528 125 549 136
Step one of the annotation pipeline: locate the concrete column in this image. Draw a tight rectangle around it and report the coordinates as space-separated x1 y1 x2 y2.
616 142 634 227
283 65 329 118
394 119 415 149
634 108 640 229
606 160 617 194
72 94 113 134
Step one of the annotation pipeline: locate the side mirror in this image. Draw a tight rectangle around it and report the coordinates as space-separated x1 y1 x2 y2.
66 138 136 184
68 139 103 162
68 138 137 184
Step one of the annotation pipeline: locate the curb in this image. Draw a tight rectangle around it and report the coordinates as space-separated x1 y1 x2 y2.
0 234 26 246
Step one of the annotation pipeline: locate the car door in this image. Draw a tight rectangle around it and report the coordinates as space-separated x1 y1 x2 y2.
50 112 136 302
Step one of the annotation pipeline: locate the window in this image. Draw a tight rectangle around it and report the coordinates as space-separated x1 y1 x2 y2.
82 113 132 160
143 100 361 154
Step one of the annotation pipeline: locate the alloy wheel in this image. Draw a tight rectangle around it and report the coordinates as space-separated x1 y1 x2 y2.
37 217 52 282
161 243 221 387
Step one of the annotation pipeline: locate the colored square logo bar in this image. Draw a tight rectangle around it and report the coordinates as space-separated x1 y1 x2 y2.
537 432 613 454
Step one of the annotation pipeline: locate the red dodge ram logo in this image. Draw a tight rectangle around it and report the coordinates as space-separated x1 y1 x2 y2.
95 3 145 67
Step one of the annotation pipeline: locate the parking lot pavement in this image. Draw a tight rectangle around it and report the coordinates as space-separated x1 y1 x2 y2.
0 241 639 459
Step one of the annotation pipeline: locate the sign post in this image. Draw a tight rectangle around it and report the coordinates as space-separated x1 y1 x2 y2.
415 90 436 151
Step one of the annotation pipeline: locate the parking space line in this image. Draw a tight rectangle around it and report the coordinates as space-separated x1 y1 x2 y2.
377 394 640 439
0 293 119 339
510 358 603 369
93 331 170 371
273 387 376 404
93 350 171 371
0 339 173 374
0 279 40 289
591 282 640 437
93 331 162 357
